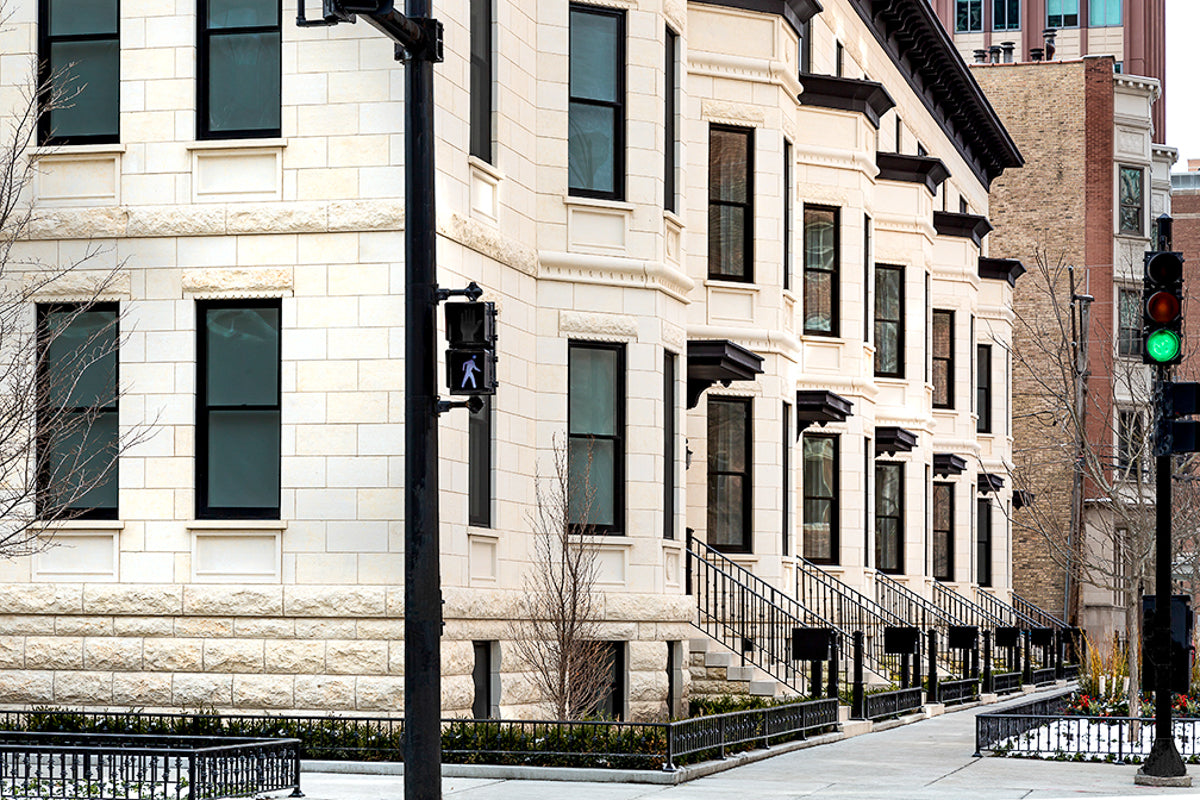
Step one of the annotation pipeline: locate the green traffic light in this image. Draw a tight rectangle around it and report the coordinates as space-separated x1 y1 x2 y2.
1146 329 1181 363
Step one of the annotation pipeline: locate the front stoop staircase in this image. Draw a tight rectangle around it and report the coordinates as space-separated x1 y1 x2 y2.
688 636 789 698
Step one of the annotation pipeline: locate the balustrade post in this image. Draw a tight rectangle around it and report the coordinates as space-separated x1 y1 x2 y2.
982 629 993 694
927 628 939 704
852 631 865 719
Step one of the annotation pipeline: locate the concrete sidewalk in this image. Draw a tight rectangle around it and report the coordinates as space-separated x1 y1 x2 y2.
294 695 1200 800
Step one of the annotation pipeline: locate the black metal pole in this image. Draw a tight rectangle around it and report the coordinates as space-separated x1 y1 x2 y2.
404 0 442 796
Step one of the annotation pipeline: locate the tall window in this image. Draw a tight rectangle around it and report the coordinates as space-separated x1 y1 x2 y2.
1047 0 1079 27
798 18 811 74
38 0 119 144
976 344 992 433
471 641 497 718
1089 0 1121 25
708 397 752 552
875 461 904 573
595 641 627 720
569 5 625 199
874 265 904 377
708 126 754 281
37 304 119 519
803 434 839 564
663 352 676 539
782 402 791 556
1119 166 1144 235
933 483 954 581
469 397 492 527
665 27 678 213
198 0 281 139
1117 409 1145 474
568 342 624 534
956 0 982 32
994 0 1020 29
470 0 493 162
977 497 992 586
803 206 839 335
863 216 872 342
932 310 955 408
197 301 281 519
1118 287 1143 357
783 142 792 292
863 438 872 568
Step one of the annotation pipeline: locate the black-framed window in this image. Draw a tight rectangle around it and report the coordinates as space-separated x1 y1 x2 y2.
1048 0 1079 27
1118 286 1143 357
569 5 625 200
568 341 625 534
38 0 120 145
1090 0 1121 25
782 402 791 557
863 438 871 568
803 206 839 335
863 216 872 342
798 18 811 74
835 41 844 77
37 303 119 519
708 125 754 281
1119 166 1144 235
803 434 839 564
1117 408 1145 474
783 141 792 292
595 641 627 720
994 0 1020 29
470 0 493 163
933 310 955 408
956 0 982 31
976 496 992 586
708 396 752 553
471 641 497 718
664 351 677 539
933 482 954 581
198 0 281 139
665 27 678 213
875 461 903 573
469 396 492 527
874 265 904 377
197 301 281 519
976 343 992 433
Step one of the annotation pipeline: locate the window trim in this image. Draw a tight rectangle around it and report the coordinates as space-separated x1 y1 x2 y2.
664 351 677 540
874 264 905 378
976 343 992 433
196 0 283 140
707 124 755 283
469 0 494 163
932 482 954 581
976 496 993 586
783 141 792 292
567 340 626 535
802 432 840 565
707 396 753 554
1047 0 1080 28
37 0 121 146
665 26 678 214
955 0 983 32
993 0 1020 30
782 401 791 557
1118 165 1145 236
803 205 840 336
875 460 904 574
932 309 955 409
568 4 626 201
196 299 282 520
1117 285 1143 358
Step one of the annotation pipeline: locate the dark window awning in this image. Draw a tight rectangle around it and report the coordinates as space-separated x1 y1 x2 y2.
1013 489 1035 509
933 453 968 478
979 473 1005 494
697 0 822 37
686 339 764 408
933 211 993 248
876 153 951 195
875 426 918 456
979 257 1026 287
798 74 896 129
795 389 853 434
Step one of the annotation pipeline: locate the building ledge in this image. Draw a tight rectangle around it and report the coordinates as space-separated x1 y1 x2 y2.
799 74 896 129
934 211 993 247
933 453 968 477
686 339 764 408
876 153 951 194
795 389 854 433
979 257 1026 287
876 426 918 455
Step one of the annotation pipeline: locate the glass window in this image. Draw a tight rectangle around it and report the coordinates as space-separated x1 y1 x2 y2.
782 402 791 556
469 396 492 527
568 342 625 534
977 497 992 586
994 0 1020 30
708 397 752 552
874 265 904 377
933 310 955 408
664 351 676 539
569 6 625 199
1118 286 1143 357
197 301 281 518
708 126 754 281
976 344 992 433
783 142 792 292
1119 166 1144 235
595 641 626 720
472 641 496 718
1048 0 1079 27
933 483 954 581
470 0 493 163
804 206 839 335
956 0 982 32
1089 0 1121 26
39 0 120 144
803 434 839 564
198 0 281 139
875 461 903 573
665 27 677 213
38 304 119 519
863 216 872 342
798 19 811 74
1117 409 1144 474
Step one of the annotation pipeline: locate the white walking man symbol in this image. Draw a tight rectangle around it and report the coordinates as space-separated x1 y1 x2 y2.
461 355 480 389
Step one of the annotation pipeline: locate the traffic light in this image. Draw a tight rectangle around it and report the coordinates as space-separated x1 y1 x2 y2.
1142 249 1185 365
445 301 497 396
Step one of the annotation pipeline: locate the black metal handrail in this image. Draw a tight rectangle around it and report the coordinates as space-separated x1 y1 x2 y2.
860 687 925 721
688 534 840 695
932 581 1004 629
1011 592 1068 630
937 677 980 705
875 574 968 679
975 589 1040 628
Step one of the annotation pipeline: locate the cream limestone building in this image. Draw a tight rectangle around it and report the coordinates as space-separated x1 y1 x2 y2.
0 0 1021 720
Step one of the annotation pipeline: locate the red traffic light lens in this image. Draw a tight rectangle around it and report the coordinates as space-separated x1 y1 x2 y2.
1147 290 1181 323
1147 251 1184 284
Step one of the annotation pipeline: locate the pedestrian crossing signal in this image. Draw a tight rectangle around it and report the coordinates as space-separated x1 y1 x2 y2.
444 301 496 396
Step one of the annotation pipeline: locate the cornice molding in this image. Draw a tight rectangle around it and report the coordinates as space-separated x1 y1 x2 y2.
798 74 895 129
875 152 951 194
690 0 822 36
933 211 993 248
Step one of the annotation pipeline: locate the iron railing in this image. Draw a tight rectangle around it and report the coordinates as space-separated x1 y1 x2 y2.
860 687 925 721
664 698 839 767
932 581 1004 630
974 690 1073 756
975 589 1040 628
688 534 840 696
993 671 1022 694
936 677 979 705
875 574 970 680
1011 592 1068 630
0 731 301 800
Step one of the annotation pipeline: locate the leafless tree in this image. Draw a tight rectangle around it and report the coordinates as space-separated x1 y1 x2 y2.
509 436 614 720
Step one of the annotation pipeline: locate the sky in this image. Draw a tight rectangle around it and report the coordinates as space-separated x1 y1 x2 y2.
1167 0 1200 170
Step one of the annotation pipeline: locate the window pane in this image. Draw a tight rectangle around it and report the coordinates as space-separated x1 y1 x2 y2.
469 397 491 527
570 10 619 103
208 0 279 28
875 321 898 374
708 205 746 279
1119 288 1142 356
568 102 616 195
207 410 280 509
44 411 118 512
569 437 615 526
470 0 492 162
803 436 836 562
205 306 280 406
875 269 900 320
569 347 617 436
49 0 118 35
710 131 749 203
803 437 834 495
707 474 745 548
708 401 746 473
206 32 282 133
804 271 833 333
48 41 120 139
44 308 117 409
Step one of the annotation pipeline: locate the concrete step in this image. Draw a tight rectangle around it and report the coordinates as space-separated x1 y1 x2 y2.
749 678 783 696
704 650 735 669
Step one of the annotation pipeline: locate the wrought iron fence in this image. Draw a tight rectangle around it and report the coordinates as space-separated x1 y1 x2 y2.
1031 667 1057 686
664 698 839 767
992 671 1022 695
860 688 925 721
1011 592 1067 629
975 589 1039 628
976 711 1200 762
0 731 301 800
936 678 979 706
932 581 1004 630
973 689 1074 757
875 575 969 679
